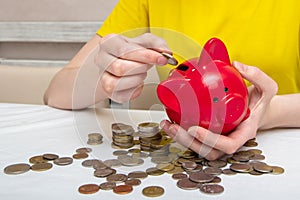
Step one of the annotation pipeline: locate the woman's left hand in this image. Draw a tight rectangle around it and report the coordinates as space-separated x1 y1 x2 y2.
161 61 278 160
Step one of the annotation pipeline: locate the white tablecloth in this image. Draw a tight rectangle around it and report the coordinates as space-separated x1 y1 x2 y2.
0 103 299 200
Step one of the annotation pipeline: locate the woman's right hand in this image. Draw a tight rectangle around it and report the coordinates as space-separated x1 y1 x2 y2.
96 33 172 103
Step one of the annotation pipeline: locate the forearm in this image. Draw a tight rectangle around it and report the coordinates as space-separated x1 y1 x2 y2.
259 93 300 129
44 35 108 110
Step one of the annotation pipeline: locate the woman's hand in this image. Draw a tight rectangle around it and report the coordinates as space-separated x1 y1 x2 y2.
161 61 278 160
96 33 171 103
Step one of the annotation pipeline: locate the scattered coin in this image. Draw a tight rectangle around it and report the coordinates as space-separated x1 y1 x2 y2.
146 167 165 176
125 178 142 186
82 159 102 168
200 184 224 194
271 166 285 175
103 159 122 167
128 171 148 179
94 168 116 178
53 157 73 166
208 160 227 168
29 155 48 164
113 184 133 195
4 163 31 175
72 153 89 160
230 163 253 173
222 169 237 175
203 167 222 176
189 171 215 183
43 153 59 161
106 173 128 183
99 181 116 190
112 150 128 156
76 147 92 154
172 173 188 180
177 178 199 190
78 184 99 194
142 186 165 197
31 163 53 171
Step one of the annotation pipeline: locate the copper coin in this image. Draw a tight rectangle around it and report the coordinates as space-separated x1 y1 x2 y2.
230 163 252 173
43 153 59 161
208 160 227 168
31 163 53 171
189 171 215 183
113 184 133 195
172 173 188 180
222 169 237 175
76 147 92 154
203 167 222 176
78 184 99 194
200 184 224 194
53 157 73 166
99 181 116 190
128 171 148 179
142 186 165 197
72 153 89 159
182 161 197 170
125 178 142 186
4 163 31 175
177 178 199 190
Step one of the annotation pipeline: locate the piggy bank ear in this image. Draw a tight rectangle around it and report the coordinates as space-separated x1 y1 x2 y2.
198 38 231 67
218 93 247 125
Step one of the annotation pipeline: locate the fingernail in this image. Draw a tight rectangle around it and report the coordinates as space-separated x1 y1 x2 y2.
157 56 168 66
169 126 178 137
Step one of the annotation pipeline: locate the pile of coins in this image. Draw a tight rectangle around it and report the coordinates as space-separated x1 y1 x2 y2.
3 121 285 197
87 133 103 145
111 123 135 149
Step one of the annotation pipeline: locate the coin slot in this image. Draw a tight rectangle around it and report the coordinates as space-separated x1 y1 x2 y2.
177 65 189 71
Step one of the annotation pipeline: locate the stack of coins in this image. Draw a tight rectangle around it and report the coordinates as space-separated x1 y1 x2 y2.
138 122 162 152
111 123 135 149
87 133 103 145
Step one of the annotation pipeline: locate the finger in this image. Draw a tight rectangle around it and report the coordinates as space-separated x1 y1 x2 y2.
128 33 172 54
106 58 152 77
109 84 144 103
233 61 278 96
162 123 223 160
100 34 168 66
101 71 147 93
187 122 256 155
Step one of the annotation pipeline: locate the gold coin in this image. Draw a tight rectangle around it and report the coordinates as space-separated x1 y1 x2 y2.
146 167 165 176
78 184 99 194
29 155 48 164
142 186 165 197
156 163 175 172
4 163 31 175
270 166 285 175
113 184 133 195
31 163 53 171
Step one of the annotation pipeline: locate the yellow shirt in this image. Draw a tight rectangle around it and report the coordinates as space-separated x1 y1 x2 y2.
98 0 300 94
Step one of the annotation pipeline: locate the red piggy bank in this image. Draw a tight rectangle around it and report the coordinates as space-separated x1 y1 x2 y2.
157 38 250 134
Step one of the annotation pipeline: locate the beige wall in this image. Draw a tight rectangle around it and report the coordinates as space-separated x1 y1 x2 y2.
0 0 118 21
0 0 118 61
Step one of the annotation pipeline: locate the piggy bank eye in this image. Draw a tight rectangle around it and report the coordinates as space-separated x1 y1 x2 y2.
224 87 229 92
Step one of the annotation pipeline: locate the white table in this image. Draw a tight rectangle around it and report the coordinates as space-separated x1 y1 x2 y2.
0 103 299 200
